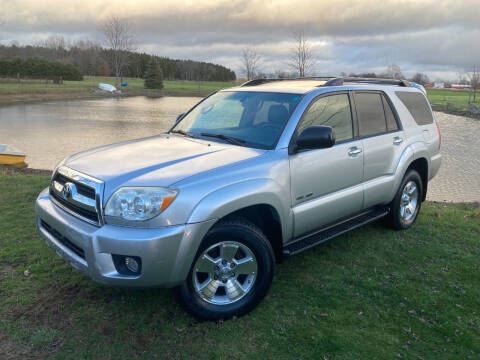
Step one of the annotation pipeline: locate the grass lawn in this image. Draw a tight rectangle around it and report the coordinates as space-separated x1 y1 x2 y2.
0 77 237 102
426 88 480 110
0 171 479 359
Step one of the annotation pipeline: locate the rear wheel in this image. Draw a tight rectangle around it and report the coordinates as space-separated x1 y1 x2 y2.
176 218 275 320
388 169 423 230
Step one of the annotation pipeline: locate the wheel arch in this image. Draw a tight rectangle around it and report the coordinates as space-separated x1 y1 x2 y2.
406 157 429 201
187 179 291 262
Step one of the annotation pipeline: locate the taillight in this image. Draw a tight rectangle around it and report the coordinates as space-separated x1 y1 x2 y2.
436 122 441 150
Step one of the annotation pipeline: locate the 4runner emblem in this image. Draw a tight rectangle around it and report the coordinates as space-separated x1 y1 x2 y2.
62 182 76 200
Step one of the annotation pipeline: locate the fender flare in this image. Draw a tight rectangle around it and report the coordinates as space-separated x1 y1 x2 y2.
187 178 291 241
389 142 430 202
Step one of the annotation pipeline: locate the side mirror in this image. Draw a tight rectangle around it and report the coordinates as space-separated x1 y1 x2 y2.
295 125 335 152
176 113 185 123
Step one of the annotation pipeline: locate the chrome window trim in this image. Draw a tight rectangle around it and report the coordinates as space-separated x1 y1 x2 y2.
50 166 105 226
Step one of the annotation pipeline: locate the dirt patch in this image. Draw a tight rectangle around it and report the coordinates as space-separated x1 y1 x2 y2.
0 333 46 360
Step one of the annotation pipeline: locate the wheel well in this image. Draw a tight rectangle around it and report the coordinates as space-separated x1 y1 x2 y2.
222 204 283 262
407 158 428 201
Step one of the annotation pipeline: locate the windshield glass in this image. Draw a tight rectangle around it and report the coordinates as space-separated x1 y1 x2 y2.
171 91 302 149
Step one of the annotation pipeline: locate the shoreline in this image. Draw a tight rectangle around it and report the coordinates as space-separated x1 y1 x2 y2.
0 89 204 108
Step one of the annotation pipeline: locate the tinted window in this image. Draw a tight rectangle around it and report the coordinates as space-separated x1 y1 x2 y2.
395 91 433 125
299 94 353 142
382 95 399 131
356 92 387 137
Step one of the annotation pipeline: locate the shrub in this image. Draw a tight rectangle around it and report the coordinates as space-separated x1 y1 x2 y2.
144 60 164 89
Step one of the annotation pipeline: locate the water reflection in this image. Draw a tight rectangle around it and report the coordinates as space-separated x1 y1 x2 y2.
0 96 201 170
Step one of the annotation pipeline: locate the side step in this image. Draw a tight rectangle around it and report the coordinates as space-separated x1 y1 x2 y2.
283 206 390 256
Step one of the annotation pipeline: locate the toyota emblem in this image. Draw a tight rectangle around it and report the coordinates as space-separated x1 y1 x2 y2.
62 182 76 199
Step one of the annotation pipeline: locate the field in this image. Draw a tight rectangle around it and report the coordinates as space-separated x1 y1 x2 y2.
0 77 237 105
426 88 480 110
1 169 479 359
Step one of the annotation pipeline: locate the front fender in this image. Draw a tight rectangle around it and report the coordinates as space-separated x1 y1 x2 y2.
187 178 292 242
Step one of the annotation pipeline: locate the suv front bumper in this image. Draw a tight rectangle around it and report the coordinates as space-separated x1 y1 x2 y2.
35 188 215 288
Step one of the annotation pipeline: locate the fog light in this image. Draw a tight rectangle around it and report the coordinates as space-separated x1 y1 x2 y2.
125 256 139 273
112 254 142 275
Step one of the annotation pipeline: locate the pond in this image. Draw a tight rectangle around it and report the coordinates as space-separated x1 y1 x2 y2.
0 96 201 170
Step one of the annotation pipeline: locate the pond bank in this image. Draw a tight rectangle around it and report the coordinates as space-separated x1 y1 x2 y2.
0 78 237 107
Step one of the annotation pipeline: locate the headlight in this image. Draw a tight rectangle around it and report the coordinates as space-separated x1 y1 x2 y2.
104 187 178 223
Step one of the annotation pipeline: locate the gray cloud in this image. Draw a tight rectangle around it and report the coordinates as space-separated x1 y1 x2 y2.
1 0 479 80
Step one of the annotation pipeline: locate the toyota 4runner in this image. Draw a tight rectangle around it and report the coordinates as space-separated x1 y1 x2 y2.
35 77 441 320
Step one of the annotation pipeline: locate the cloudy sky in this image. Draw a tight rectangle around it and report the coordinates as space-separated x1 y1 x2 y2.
1 0 479 80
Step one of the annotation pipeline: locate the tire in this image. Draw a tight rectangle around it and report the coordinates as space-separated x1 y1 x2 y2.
175 218 275 321
388 169 423 230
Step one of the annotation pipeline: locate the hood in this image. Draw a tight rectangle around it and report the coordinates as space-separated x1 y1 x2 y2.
65 134 265 194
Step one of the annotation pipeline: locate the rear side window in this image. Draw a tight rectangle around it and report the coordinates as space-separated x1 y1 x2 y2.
382 95 399 131
395 91 433 125
355 93 387 137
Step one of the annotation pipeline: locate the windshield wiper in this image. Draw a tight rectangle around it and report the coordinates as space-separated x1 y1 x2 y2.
170 129 196 138
200 132 246 146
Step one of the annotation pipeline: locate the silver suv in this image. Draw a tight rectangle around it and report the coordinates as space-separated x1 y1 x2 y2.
35 77 441 320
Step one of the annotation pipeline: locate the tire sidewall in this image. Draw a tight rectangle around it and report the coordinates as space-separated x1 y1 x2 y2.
391 170 423 229
177 220 275 320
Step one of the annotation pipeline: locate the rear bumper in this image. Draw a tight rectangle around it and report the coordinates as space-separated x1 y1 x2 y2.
35 187 215 288
429 153 442 180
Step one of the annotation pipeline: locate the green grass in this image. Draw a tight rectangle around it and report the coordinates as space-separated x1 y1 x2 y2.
426 88 480 110
0 77 237 99
1 171 479 359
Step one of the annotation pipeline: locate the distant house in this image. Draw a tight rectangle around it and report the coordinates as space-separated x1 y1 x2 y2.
434 82 445 89
451 84 471 90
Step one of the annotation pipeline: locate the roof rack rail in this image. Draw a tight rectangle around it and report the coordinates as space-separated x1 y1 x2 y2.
323 77 412 87
240 76 337 87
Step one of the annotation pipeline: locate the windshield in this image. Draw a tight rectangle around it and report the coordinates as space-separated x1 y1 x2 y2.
171 91 302 149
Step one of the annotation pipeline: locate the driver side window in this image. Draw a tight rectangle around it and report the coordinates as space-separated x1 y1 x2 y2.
299 94 353 142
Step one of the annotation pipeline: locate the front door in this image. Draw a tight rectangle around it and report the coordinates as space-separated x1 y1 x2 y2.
290 93 364 238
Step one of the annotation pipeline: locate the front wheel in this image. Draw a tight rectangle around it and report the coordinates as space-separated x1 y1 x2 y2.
388 169 423 230
176 218 275 321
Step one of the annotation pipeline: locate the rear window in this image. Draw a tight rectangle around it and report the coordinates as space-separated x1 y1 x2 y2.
395 91 433 125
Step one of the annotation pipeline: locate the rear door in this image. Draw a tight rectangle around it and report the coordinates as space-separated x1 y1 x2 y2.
353 91 407 208
290 92 364 238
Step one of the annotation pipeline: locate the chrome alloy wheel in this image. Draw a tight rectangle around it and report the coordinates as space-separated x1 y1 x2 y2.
192 241 258 305
400 181 419 222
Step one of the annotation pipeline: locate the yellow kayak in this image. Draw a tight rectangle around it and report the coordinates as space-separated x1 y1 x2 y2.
0 144 27 168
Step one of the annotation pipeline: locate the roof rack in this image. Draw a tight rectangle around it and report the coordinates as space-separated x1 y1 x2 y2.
240 76 337 87
323 77 412 87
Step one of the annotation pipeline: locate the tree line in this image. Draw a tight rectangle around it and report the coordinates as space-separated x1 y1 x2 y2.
0 56 83 80
0 42 236 82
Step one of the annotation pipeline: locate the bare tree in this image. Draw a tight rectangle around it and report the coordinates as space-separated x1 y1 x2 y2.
102 16 135 87
384 64 404 79
467 65 480 103
241 48 261 80
40 34 68 60
288 32 316 77
411 72 430 85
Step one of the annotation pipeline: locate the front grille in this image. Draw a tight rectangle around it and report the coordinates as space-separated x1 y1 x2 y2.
49 167 103 226
50 189 99 223
54 173 96 198
41 220 86 260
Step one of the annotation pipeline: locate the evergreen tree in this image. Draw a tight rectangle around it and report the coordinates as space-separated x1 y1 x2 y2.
144 60 164 89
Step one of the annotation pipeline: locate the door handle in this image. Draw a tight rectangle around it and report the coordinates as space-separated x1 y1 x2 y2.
347 147 362 157
393 136 403 145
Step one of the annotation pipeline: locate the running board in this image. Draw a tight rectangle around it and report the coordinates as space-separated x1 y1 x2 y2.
283 207 390 256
